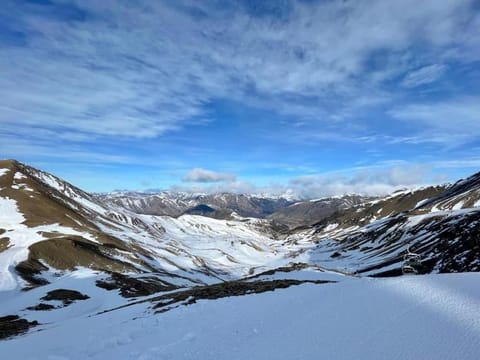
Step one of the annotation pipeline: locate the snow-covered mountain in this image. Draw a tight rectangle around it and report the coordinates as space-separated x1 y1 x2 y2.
287 177 480 276
1 160 479 359
0 159 302 292
98 191 295 219
268 194 374 228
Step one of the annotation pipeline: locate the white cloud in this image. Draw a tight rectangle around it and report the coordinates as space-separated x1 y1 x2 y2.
163 158 480 198
401 64 446 88
0 133 136 164
182 168 236 183
0 0 478 145
431 158 480 169
288 165 432 198
390 96 480 137
172 164 440 199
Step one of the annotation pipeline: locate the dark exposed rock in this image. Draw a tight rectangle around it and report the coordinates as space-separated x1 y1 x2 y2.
15 258 50 290
26 303 56 311
246 263 310 280
0 236 10 252
96 278 335 317
152 279 335 313
96 273 178 298
41 289 90 305
0 315 38 340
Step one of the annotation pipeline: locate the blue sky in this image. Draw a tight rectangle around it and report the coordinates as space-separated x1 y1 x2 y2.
1 0 480 197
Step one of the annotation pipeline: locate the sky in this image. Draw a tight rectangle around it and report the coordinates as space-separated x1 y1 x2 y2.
0 0 479 198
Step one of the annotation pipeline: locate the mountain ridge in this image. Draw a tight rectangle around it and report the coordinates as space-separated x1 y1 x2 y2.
2 159 479 284
1 159 480 356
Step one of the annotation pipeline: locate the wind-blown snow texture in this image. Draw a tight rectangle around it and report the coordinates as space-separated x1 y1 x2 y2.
1 273 479 359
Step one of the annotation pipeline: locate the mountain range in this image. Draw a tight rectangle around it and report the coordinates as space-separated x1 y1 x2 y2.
1 159 479 358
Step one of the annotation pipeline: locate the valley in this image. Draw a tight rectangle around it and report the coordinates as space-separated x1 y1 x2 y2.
0 159 479 359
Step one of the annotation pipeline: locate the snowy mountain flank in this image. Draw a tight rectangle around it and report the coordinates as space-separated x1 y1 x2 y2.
98 190 295 219
1 159 479 359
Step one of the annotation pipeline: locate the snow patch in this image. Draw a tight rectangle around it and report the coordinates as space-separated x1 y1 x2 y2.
0 196 98 291
323 223 339 232
13 172 27 180
0 168 10 178
11 184 34 192
452 201 464 210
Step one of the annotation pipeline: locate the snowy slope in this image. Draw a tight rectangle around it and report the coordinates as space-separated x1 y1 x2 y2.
1 160 480 358
0 196 97 290
416 171 480 211
96 212 291 282
2 159 480 293
282 173 480 276
0 160 304 292
1 272 479 359
286 206 480 276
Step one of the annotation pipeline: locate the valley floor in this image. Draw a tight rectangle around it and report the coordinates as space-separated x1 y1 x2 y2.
1 272 479 359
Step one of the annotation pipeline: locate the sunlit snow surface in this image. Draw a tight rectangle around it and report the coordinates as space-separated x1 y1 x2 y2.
1 273 479 359
0 197 98 290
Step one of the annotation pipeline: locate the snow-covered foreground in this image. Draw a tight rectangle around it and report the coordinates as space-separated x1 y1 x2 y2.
1 272 479 359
